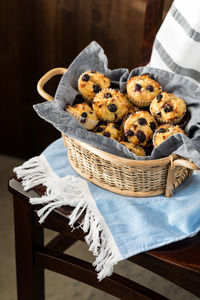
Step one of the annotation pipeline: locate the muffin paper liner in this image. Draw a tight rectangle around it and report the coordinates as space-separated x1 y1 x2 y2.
128 97 153 107
33 41 200 168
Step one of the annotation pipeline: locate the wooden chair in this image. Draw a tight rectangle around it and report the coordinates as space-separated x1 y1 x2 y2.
8 177 200 300
8 0 200 299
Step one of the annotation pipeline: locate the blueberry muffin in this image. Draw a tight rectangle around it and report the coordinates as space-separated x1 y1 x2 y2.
66 103 99 130
120 141 145 156
124 111 157 146
150 92 186 124
126 75 162 107
153 124 185 147
92 89 128 122
78 70 110 101
94 122 123 141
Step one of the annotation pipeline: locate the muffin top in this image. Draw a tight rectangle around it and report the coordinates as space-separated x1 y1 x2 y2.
120 141 145 156
93 122 123 141
67 102 98 130
92 88 128 122
124 111 157 146
78 70 110 102
150 92 186 124
126 75 162 107
153 124 185 147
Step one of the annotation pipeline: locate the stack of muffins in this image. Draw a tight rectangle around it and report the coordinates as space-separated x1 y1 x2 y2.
66 71 187 157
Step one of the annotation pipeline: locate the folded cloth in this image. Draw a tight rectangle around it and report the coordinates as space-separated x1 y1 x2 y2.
149 0 200 84
14 138 200 281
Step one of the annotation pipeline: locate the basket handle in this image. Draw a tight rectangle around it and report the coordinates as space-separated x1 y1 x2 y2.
173 159 200 170
37 67 67 101
165 156 199 197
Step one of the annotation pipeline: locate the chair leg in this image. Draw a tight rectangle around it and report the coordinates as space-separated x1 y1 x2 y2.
13 196 44 300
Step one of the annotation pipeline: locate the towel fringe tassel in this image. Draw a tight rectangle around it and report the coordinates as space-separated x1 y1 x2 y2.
14 155 122 281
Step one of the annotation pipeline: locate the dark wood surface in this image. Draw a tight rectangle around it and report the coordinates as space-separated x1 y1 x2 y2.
1 0 172 158
8 177 200 298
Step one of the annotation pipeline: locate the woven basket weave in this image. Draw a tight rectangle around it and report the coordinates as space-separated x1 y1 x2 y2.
37 68 199 197
62 134 194 197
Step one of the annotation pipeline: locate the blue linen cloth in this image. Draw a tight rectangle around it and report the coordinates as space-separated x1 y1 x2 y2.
15 137 200 280
43 138 200 258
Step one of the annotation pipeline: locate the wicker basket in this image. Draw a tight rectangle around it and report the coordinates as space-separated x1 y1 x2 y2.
37 68 199 197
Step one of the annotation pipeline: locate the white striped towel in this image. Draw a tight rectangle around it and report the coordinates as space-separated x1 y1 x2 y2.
149 0 200 85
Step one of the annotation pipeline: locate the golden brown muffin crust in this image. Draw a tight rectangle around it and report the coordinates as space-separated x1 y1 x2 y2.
126 75 162 107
